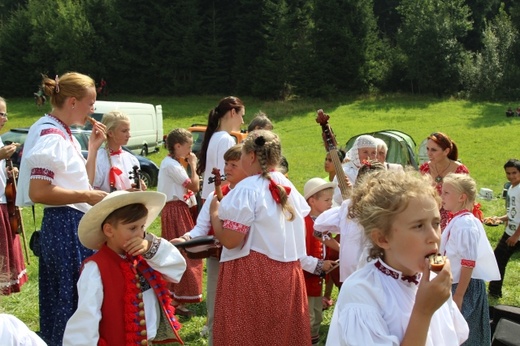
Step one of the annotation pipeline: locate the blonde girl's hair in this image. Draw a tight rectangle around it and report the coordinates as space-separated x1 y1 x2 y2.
166 128 192 157
243 129 295 220
41 72 95 109
223 143 243 162
442 173 477 206
101 111 130 133
349 169 440 260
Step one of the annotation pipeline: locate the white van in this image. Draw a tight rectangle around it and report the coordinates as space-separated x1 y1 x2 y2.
90 101 164 156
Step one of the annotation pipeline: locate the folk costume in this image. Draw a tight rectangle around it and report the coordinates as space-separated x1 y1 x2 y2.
16 115 95 345
0 137 27 295
93 146 139 192
63 190 187 345
184 184 230 345
213 171 312 346
419 162 469 230
63 240 186 345
441 211 500 346
157 156 202 304
326 259 469 346
303 214 328 344
314 200 366 282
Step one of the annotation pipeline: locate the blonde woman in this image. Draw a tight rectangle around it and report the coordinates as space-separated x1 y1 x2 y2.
16 72 108 345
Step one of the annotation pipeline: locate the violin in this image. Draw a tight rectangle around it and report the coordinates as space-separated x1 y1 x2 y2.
208 167 226 201
316 109 351 200
129 165 141 190
5 155 30 264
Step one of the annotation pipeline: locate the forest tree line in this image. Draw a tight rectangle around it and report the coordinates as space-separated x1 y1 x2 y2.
0 0 519 100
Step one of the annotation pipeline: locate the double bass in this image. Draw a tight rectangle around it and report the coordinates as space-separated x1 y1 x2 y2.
5 155 30 264
316 109 351 200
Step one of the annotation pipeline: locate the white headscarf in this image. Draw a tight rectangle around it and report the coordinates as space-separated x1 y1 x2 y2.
345 135 378 167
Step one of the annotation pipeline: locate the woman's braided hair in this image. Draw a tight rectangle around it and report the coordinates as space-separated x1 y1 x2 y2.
244 130 295 220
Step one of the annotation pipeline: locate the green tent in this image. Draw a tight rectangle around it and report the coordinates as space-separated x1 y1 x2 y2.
345 130 418 169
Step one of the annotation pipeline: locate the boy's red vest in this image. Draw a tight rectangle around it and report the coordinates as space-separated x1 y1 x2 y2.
304 215 324 296
86 245 183 345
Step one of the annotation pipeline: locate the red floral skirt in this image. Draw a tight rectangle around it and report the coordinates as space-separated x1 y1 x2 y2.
213 250 311 345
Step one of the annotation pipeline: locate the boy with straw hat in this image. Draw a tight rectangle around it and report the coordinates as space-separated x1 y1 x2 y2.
63 191 186 345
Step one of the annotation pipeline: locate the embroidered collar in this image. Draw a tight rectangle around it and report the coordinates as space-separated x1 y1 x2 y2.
447 209 470 222
46 113 72 138
375 259 421 285
109 148 123 156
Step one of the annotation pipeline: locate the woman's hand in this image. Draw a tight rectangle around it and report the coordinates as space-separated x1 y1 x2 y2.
86 190 108 206
88 121 107 150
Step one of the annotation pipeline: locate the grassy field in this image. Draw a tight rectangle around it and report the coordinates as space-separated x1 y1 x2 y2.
2 94 520 345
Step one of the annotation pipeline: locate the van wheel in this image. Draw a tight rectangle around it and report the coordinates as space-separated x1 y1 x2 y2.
140 145 148 156
140 171 152 188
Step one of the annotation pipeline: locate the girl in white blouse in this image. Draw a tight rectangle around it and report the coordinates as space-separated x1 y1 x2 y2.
440 174 500 346
209 130 311 346
326 170 468 346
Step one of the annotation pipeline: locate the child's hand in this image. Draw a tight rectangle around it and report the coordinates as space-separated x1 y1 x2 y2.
170 237 187 244
125 236 150 256
506 234 519 246
322 260 336 272
186 152 197 167
415 258 452 316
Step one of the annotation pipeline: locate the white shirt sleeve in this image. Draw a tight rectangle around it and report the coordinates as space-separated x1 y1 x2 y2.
0 314 48 346
62 261 103 346
188 193 214 238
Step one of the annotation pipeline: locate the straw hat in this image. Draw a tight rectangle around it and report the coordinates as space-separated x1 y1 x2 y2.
78 191 166 250
304 177 337 200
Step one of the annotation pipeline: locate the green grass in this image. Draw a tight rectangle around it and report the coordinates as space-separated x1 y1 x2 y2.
2 94 520 345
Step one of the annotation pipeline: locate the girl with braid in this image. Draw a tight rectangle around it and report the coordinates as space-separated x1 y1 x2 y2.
93 111 145 192
209 130 312 346
197 96 245 203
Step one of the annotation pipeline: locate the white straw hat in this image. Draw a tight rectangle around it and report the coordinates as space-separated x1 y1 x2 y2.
304 177 337 200
78 191 166 250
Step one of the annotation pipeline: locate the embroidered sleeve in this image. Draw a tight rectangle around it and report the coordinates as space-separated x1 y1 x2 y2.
143 233 161 259
461 259 476 268
182 178 192 188
30 167 55 181
315 259 324 276
222 220 250 234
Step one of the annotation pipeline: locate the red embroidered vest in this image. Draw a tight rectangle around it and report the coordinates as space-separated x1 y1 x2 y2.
86 245 183 345
304 215 324 296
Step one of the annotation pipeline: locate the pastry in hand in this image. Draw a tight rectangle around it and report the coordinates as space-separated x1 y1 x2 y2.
429 254 446 272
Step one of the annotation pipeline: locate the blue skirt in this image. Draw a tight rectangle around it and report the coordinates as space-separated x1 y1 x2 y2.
38 207 95 346
452 278 491 346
